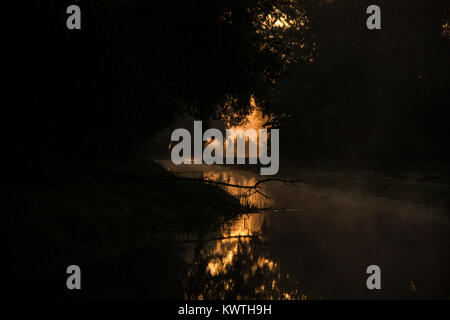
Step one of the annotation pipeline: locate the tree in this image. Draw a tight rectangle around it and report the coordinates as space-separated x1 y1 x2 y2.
5 0 306 173
265 0 450 169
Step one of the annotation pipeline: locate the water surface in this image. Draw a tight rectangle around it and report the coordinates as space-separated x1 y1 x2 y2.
159 161 450 299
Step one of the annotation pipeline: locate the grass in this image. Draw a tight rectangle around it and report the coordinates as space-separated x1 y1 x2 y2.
210 159 450 213
4 160 245 286
277 166 450 214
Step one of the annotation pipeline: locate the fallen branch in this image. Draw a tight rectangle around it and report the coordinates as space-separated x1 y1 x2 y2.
173 176 300 189
94 168 300 199
172 234 257 243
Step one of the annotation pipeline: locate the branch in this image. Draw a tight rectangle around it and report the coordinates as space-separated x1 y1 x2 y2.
94 168 300 200
173 176 300 190
172 234 257 243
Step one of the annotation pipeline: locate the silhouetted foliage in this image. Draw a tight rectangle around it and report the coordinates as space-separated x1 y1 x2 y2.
5 0 301 175
5 0 449 176
265 0 450 170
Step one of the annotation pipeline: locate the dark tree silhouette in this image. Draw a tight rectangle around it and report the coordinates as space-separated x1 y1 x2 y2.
5 0 303 177
264 0 450 170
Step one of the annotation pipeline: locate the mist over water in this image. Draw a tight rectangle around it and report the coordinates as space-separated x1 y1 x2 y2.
159 161 450 299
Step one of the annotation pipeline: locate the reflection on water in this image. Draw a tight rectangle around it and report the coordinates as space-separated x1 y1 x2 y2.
157 160 450 299
162 161 274 209
182 213 308 300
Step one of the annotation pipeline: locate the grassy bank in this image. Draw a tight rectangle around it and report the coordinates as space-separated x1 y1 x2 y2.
4 160 244 291
277 165 450 214
219 159 450 214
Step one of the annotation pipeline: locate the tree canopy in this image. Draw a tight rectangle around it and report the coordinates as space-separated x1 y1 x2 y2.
6 0 305 168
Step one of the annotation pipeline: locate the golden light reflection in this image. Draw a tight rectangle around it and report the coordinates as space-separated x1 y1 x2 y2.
183 213 308 300
201 169 274 208
156 160 311 299
159 159 275 209
442 21 450 39
206 214 265 276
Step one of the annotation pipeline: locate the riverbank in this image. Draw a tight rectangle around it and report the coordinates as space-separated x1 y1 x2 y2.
276 165 450 215
206 160 450 215
4 160 244 296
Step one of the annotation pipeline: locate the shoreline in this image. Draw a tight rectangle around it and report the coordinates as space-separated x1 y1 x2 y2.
153 157 450 215
5 160 246 297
